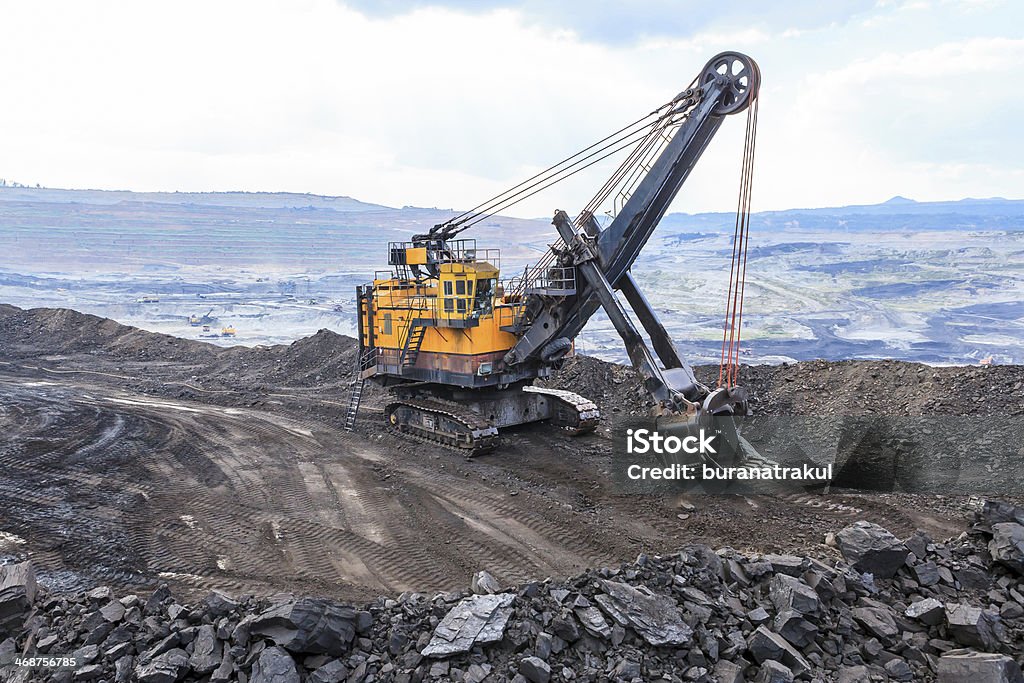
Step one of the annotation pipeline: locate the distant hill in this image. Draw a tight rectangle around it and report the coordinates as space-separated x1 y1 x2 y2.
659 197 1024 232
0 186 551 273
0 186 391 212
2 187 1022 275
5 186 1022 232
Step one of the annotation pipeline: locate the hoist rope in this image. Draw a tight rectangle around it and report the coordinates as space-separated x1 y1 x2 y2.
455 121 668 232
502 98 697 300
432 80 706 240
433 106 672 237
575 87 696 228
718 94 759 388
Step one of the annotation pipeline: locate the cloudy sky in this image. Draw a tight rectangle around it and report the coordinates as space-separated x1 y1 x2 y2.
0 0 1021 215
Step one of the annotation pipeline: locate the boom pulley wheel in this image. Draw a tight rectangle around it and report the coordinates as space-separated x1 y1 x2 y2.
701 52 760 115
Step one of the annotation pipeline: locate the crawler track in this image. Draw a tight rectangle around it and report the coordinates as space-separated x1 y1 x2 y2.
385 398 499 455
523 385 601 434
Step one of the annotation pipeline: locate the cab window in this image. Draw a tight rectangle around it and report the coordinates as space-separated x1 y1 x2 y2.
474 278 494 314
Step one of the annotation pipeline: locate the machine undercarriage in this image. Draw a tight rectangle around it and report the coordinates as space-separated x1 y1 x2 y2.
385 383 600 455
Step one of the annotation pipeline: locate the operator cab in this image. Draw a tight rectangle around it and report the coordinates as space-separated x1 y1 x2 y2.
439 262 498 320
387 238 501 326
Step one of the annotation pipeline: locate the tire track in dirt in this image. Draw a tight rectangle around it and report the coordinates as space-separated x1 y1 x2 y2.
0 370 989 601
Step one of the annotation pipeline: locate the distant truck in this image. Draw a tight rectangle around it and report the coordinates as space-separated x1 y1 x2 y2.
135 296 159 304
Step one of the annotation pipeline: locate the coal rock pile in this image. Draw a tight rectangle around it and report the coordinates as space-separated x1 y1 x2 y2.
736 359 1024 419
0 306 221 365
2 503 1023 683
0 305 368 415
546 355 1024 424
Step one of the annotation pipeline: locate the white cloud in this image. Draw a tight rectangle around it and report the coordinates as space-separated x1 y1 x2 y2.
0 0 1020 215
753 36 1024 207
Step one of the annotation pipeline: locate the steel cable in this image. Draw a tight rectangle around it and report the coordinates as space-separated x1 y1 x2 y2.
719 95 759 388
434 106 673 236
455 120 670 232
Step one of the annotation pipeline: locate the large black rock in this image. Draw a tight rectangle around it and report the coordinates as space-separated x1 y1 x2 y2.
835 521 909 579
945 604 1004 650
250 645 300 683
249 597 356 656
937 652 1024 683
0 562 36 637
593 580 692 647
989 523 1024 575
975 501 1024 531
134 648 190 683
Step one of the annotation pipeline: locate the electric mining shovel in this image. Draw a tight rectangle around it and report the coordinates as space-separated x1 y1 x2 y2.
347 51 764 467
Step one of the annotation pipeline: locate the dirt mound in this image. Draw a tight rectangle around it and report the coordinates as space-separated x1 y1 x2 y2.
546 355 1024 420
0 305 222 364
544 354 650 417
4 302 1022 441
0 305 359 392
740 359 1024 418
4 304 1022 418
214 329 359 390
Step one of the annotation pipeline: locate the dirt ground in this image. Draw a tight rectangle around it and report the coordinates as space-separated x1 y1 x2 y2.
1 305 1022 602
